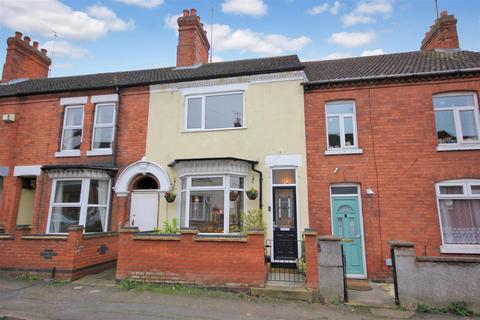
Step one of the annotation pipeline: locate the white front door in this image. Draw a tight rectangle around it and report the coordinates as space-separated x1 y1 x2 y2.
130 191 158 231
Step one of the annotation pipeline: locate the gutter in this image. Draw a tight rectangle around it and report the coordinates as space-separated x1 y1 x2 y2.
304 67 480 89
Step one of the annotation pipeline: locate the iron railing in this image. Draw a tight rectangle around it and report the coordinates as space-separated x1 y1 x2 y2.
264 239 305 283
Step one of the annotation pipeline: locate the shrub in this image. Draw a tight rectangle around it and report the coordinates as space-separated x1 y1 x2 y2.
154 218 179 234
448 301 473 317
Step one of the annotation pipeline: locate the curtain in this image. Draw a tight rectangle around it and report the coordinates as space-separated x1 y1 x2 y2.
98 180 108 230
440 199 480 244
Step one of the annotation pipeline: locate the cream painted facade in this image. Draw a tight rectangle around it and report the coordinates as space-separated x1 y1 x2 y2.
143 71 309 240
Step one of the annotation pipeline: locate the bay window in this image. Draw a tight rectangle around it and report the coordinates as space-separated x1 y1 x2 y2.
185 92 244 130
179 175 245 233
436 180 480 253
48 178 111 233
433 93 480 150
325 101 361 154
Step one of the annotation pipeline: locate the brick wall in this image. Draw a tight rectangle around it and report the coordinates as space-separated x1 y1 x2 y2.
304 230 319 290
116 228 266 287
0 225 117 279
305 77 480 279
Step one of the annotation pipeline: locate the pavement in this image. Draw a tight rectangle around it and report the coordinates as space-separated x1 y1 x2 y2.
0 271 478 320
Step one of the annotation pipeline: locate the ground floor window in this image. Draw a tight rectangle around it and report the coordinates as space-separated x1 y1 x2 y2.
437 180 480 245
179 175 245 233
48 178 111 233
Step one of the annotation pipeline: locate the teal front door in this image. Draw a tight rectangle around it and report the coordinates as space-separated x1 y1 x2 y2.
332 197 365 276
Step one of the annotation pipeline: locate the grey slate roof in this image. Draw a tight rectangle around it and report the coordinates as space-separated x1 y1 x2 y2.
303 50 480 85
0 55 302 98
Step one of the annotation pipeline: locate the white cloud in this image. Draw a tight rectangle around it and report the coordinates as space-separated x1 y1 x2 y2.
115 0 164 8
211 56 225 62
42 40 90 58
164 14 181 30
0 0 134 41
328 31 375 47
341 0 393 26
307 3 329 15
361 48 385 56
322 52 353 60
307 1 341 15
206 23 310 55
221 0 268 17
52 62 74 69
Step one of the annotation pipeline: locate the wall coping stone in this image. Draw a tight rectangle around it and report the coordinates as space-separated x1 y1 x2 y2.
417 256 480 263
303 228 318 236
247 229 264 235
119 227 140 233
0 234 14 240
389 240 415 248
21 234 68 240
15 225 32 231
83 232 118 239
195 234 248 242
133 233 180 241
67 225 84 231
317 235 342 241
180 228 199 234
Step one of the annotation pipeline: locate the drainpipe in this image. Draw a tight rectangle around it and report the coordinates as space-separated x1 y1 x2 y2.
251 162 263 209
108 86 121 231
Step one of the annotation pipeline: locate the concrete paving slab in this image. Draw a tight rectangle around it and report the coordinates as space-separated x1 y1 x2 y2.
348 282 395 307
370 308 416 319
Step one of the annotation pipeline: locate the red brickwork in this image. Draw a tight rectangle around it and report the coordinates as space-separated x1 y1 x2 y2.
0 226 117 280
305 77 480 279
304 231 319 290
421 11 459 51
176 9 210 67
116 229 266 287
2 32 51 82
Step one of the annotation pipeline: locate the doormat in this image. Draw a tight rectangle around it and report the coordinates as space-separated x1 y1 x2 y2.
347 279 373 291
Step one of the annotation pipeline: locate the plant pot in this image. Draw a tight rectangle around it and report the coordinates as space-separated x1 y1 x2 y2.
229 191 239 201
246 189 258 200
164 193 176 203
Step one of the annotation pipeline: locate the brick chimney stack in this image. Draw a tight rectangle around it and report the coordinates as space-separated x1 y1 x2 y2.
176 8 210 67
421 11 460 51
1 32 52 83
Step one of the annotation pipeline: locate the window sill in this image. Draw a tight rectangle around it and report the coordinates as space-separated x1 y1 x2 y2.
86 149 113 156
182 127 247 133
325 148 363 156
440 244 480 254
436 143 480 152
55 150 81 157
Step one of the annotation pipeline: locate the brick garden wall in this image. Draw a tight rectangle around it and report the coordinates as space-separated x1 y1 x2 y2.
0 225 117 280
116 228 266 287
304 76 480 279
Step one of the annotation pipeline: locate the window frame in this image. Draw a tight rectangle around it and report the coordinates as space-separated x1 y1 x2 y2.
436 179 480 253
59 105 85 153
89 102 117 155
324 100 362 155
184 91 246 132
179 174 246 234
433 92 480 151
46 178 111 234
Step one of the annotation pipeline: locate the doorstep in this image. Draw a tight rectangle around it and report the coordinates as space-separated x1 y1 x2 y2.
251 283 313 301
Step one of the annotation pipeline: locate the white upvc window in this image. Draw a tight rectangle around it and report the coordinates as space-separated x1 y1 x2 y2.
89 103 116 155
47 178 111 234
433 92 480 151
185 92 244 131
179 175 246 234
59 105 84 152
436 179 480 253
325 101 362 155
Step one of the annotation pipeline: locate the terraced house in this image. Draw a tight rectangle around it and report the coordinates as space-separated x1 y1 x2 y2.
0 8 479 287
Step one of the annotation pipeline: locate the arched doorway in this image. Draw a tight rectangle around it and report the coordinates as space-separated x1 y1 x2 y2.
114 158 171 231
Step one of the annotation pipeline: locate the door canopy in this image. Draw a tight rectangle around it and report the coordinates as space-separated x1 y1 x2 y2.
114 158 171 196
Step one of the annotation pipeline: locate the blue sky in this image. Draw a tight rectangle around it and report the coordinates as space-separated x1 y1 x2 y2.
0 0 479 77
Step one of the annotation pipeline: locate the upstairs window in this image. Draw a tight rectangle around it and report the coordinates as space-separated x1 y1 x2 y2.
186 92 244 130
60 106 84 151
92 103 116 150
433 93 480 147
436 180 480 248
326 101 358 150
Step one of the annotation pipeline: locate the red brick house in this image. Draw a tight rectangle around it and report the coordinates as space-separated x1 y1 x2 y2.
304 11 480 279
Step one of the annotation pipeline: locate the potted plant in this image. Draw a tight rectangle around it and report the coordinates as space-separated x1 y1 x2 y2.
164 192 176 203
246 187 258 200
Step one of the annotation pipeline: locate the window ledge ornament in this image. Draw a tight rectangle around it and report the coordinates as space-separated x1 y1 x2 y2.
172 159 250 177
440 244 480 254
114 157 171 196
44 168 112 179
436 143 480 152
325 148 363 156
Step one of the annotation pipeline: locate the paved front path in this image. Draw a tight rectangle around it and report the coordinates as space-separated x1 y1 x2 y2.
0 274 476 320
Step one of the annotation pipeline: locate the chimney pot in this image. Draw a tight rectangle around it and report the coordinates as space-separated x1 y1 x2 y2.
183 9 189 16
33 41 39 49
15 31 22 39
23 36 31 44
420 11 459 51
41 48 48 54
191 8 197 16
441 10 448 17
